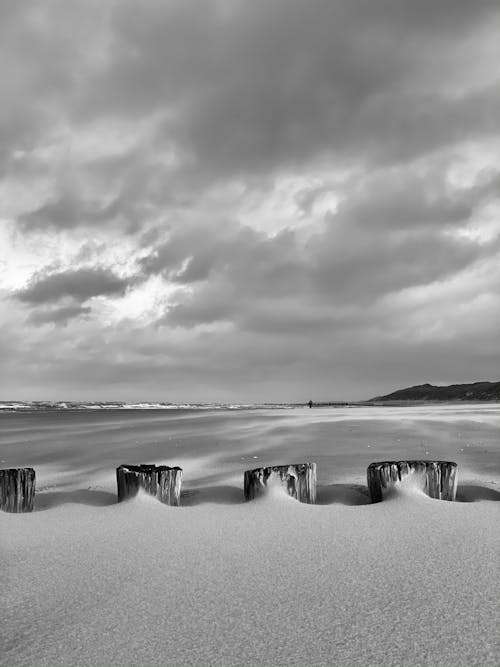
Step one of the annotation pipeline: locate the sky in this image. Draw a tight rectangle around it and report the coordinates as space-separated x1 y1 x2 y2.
1 0 499 402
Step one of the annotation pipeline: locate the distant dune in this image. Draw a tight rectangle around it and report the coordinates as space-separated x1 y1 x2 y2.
371 381 500 402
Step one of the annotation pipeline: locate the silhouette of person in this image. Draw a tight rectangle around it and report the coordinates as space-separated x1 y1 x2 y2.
308 400 313 408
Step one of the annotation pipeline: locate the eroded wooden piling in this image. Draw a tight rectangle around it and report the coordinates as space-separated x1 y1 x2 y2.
0 468 36 512
244 463 317 503
367 460 457 503
116 464 183 506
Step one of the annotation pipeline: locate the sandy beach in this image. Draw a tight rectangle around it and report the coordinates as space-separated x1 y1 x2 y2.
1 405 499 666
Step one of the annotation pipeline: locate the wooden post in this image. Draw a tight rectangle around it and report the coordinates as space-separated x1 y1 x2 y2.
367 460 457 503
116 464 183 506
244 463 317 504
0 468 36 513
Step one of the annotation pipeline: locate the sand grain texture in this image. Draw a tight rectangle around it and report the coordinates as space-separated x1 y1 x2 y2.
1 405 499 666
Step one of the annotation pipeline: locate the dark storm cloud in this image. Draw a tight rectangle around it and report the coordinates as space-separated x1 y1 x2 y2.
19 193 122 230
78 0 500 180
0 0 107 170
144 223 498 332
2 0 499 190
6 306 498 402
161 231 492 330
309 228 498 303
4 0 499 229
334 168 500 230
140 160 500 331
16 268 131 305
29 304 92 326
141 224 303 295
15 147 196 235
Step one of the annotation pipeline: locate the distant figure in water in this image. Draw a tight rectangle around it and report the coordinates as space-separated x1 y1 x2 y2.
308 400 313 408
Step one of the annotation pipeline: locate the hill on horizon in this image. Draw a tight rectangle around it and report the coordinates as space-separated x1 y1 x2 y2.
370 381 500 402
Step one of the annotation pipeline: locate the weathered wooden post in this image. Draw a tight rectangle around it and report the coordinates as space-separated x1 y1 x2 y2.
367 460 457 503
244 463 317 503
116 464 183 506
0 468 36 512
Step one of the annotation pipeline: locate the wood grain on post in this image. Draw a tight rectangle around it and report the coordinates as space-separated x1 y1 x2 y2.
367 460 457 503
244 463 317 503
0 468 36 513
116 464 183 506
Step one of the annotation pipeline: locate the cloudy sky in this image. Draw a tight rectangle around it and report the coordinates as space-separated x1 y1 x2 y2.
1 0 499 402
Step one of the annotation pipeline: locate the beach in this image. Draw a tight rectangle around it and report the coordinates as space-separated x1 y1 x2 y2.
1 404 499 666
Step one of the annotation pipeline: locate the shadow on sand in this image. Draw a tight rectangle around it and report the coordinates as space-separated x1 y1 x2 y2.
181 484 373 506
33 483 498 510
455 484 500 503
316 483 371 506
183 483 374 506
36 489 117 510
181 485 244 506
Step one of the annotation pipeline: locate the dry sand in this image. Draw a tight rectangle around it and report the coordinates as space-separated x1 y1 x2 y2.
1 405 499 666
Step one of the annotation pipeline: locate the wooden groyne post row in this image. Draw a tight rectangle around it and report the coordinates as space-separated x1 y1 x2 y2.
1 459 459 512
0 468 36 512
116 464 183 506
367 460 457 503
244 463 317 503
